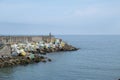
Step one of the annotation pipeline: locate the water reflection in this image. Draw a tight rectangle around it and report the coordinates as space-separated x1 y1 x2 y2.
0 67 14 80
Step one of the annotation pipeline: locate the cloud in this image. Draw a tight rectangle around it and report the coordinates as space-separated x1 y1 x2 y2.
73 7 97 17
72 4 120 18
0 1 119 23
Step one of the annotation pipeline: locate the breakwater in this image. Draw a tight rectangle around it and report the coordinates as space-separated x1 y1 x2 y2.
0 37 79 68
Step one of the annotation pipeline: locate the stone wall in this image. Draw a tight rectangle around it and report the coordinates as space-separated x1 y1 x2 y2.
0 35 53 44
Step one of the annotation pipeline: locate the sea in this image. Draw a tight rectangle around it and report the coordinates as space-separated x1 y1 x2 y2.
0 35 120 80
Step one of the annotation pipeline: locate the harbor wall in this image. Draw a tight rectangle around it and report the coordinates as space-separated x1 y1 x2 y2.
0 34 53 44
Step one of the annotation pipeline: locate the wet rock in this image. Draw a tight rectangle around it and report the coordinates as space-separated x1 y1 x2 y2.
40 50 46 55
62 44 79 51
40 56 45 59
0 63 4 68
3 61 9 67
41 59 46 63
48 58 52 62
0 54 50 68
34 57 41 63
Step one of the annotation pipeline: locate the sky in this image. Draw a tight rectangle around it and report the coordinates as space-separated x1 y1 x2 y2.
0 0 120 35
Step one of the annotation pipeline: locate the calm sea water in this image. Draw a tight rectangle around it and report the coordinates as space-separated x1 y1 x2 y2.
0 35 120 80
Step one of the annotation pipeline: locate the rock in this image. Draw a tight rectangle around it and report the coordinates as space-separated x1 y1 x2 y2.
40 50 46 55
34 57 41 63
40 56 45 59
41 59 46 63
48 58 52 62
0 54 51 68
62 44 79 51
3 61 9 67
0 63 4 68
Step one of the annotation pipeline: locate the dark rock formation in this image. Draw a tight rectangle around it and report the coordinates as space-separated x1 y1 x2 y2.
0 55 50 68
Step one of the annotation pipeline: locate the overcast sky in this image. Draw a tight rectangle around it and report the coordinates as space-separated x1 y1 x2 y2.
0 0 120 35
